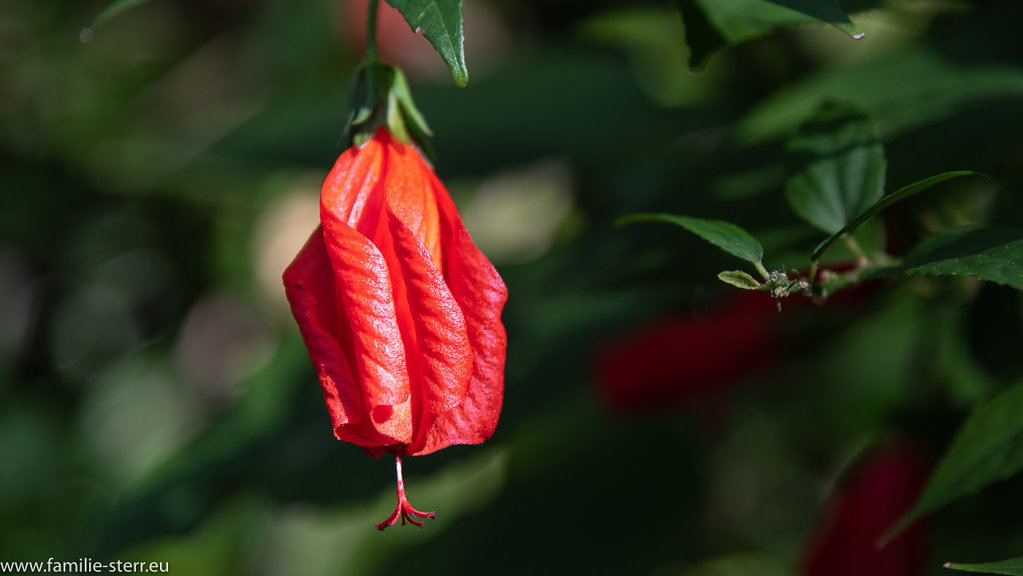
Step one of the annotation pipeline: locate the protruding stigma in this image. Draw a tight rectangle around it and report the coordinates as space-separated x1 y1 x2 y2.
376 454 436 531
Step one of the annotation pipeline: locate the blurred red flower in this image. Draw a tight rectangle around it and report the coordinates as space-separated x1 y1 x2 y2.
283 128 507 529
801 441 932 576
595 292 778 414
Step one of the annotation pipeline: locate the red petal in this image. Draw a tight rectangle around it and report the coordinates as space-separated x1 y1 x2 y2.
372 136 472 453
321 133 386 233
379 136 443 269
320 141 413 446
417 167 508 455
283 228 393 447
387 208 473 453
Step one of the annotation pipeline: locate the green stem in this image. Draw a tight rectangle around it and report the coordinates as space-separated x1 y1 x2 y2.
365 0 380 60
754 260 771 282
842 234 868 263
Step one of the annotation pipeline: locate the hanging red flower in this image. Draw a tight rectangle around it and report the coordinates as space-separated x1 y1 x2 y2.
800 441 931 576
283 128 507 530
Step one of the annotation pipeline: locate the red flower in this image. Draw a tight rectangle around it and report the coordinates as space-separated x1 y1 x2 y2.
283 129 507 529
800 442 931 576
595 292 778 414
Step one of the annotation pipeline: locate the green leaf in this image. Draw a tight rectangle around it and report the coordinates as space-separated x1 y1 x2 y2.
785 102 887 234
88 0 153 29
618 213 764 264
385 0 468 86
675 0 728 72
885 379 1023 541
683 551 788 576
735 47 1023 146
718 270 761 290
932 308 994 409
869 226 1023 291
764 0 863 37
945 557 1023 575
677 0 862 69
811 171 985 261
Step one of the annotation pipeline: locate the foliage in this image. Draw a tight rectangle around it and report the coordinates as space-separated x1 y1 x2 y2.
627 101 995 301
885 380 1023 541
946 557 1023 575
384 0 468 86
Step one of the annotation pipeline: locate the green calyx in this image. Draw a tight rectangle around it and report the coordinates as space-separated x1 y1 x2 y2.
341 59 434 157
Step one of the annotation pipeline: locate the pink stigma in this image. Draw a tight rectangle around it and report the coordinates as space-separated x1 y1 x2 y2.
376 454 436 531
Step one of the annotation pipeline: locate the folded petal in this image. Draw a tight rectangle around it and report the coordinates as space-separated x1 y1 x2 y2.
283 227 392 447
379 136 443 269
417 170 508 455
321 133 386 230
321 198 413 446
386 209 473 454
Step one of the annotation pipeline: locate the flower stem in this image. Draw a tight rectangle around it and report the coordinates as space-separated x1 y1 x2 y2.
842 234 869 264
376 454 436 531
365 0 380 60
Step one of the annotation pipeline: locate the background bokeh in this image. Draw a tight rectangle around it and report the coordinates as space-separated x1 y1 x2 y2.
3 0 1023 574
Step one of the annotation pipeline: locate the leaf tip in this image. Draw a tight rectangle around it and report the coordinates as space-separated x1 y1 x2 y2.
877 513 914 549
451 66 469 87
614 213 653 228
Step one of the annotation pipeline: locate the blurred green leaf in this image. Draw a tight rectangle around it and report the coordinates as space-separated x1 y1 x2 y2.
675 0 728 71
804 291 923 440
89 0 153 29
869 226 1023 291
580 7 719 105
123 496 268 576
683 551 788 575
385 0 468 86
815 217 886 265
677 0 862 69
764 0 863 37
259 449 506 576
736 47 1023 145
786 102 887 234
811 171 985 261
886 379 1023 540
718 270 761 290
945 557 1023 575
932 307 994 408
618 213 764 264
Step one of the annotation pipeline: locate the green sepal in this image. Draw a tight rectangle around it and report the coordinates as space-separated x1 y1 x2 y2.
341 60 434 156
